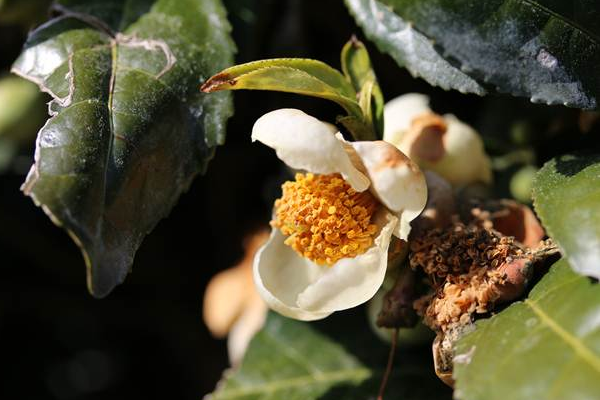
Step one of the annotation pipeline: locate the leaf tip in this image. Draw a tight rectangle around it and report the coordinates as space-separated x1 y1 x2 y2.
200 72 236 93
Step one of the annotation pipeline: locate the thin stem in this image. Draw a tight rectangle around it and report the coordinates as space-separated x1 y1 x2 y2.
377 328 399 400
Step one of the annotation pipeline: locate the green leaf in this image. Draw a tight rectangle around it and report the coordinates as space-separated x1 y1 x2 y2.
201 58 364 120
340 37 385 138
345 0 486 96
532 153 600 278
346 0 600 109
12 0 235 297
209 312 451 400
453 259 600 400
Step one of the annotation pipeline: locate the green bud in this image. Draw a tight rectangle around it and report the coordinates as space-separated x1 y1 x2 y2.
510 165 537 203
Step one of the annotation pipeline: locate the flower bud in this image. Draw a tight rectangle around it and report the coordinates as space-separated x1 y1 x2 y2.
510 165 537 204
384 94 492 187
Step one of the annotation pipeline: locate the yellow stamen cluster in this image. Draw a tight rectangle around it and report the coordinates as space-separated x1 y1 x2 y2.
272 173 379 265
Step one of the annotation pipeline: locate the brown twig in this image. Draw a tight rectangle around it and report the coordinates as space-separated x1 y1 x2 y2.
377 328 398 400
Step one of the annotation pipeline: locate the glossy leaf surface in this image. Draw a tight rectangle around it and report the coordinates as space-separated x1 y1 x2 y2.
532 153 600 278
347 0 600 109
208 312 451 400
454 259 600 400
12 0 234 297
345 0 486 96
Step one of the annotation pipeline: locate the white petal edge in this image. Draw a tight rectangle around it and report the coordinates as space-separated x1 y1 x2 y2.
383 93 431 146
351 141 427 240
227 296 267 366
297 211 398 313
252 108 370 191
437 114 492 185
254 211 398 320
253 228 333 321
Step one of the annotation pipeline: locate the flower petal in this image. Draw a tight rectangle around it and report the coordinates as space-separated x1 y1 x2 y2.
429 114 492 185
253 228 332 321
252 108 370 191
254 211 398 320
383 93 431 146
227 295 267 366
296 211 398 313
351 141 427 240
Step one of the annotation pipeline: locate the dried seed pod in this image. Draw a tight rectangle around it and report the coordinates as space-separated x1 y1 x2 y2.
469 199 545 249
410 223 529 332
432 324 475 388
406 203 557 385
432 334 454 387
495 257 534 302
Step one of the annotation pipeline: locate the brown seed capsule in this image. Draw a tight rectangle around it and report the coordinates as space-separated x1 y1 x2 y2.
410 223 529 332
495 258 533 302
468 199 545 249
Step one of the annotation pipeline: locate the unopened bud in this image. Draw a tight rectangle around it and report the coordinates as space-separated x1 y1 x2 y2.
510 165 537 204
383 94 492 187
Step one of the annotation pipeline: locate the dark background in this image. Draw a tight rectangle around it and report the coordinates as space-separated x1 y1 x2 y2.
0 1 597 399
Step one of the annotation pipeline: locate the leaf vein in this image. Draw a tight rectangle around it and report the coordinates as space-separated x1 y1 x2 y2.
525 299 600 374
215 368 371 399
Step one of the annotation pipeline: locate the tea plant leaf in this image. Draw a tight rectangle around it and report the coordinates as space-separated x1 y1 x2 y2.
345 0 486 96
208 312 451 400
12 0 235 297
454 259 600 400
201 58 363 119
532 153 600 278
346 0 600 109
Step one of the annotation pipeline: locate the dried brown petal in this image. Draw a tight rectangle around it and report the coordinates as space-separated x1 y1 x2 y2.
410 223 528 332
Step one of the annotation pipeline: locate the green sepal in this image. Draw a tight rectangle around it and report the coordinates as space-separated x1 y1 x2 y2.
341 36 385 138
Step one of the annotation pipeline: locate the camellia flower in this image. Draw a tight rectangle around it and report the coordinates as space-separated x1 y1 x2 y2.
252 108 427 321
383 93 492 186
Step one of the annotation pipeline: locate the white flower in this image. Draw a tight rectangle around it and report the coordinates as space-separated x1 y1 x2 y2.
383 93 492 186
252 109 427 321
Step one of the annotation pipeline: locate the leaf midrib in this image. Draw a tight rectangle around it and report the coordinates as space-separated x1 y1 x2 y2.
214 367 371 399
520 0 600 44
525 298 600 374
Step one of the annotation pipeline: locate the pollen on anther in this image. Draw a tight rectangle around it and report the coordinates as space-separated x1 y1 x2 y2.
272 173 379 265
